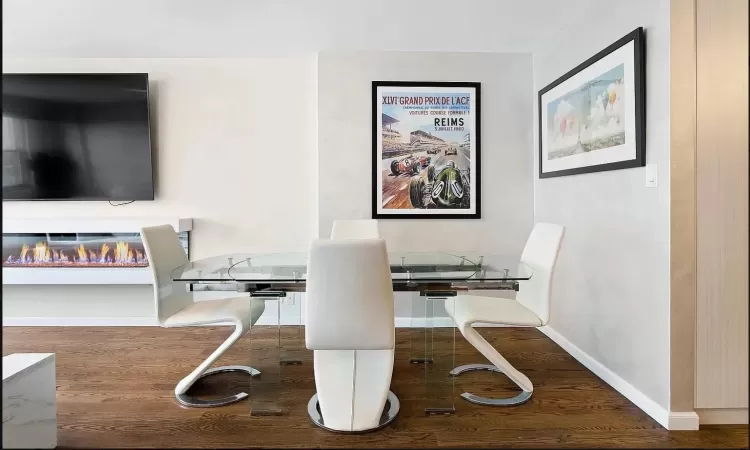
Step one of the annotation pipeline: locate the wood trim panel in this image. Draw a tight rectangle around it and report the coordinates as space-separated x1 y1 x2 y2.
696 408 749 425
670 0 698 414
695 0 749 409
669 0 696 411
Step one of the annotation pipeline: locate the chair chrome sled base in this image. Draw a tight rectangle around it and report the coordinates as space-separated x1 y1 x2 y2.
307 391 400 433
449 363 533 406
175 365 261 408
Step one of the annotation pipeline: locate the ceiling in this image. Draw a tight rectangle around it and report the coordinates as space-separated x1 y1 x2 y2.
2 0 602 58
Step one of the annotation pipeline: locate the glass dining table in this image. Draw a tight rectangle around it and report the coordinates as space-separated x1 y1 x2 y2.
171 252 532 416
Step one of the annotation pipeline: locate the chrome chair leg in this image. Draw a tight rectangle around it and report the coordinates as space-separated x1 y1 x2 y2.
449 363 533 406
307 391 400 433
175 365 260 408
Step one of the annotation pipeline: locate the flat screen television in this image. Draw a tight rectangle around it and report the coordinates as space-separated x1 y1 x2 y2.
2 73 154 201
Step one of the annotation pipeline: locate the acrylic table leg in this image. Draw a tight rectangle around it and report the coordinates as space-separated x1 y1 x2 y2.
409 293 431 364
280 292 304 366
423 294 456 415
249 296 283 416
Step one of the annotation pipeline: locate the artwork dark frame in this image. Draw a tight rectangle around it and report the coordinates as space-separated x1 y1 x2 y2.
371 81 481 219
538 27 646 179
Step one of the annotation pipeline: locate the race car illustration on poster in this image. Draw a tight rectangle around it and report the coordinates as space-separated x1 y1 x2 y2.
389 155 432 176
408 160 471 210
372 81 481 219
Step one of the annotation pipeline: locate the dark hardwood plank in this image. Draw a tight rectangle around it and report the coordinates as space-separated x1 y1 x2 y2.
2 326 747 448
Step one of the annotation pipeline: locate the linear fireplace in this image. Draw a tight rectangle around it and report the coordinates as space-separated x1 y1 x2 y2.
2 232 189 268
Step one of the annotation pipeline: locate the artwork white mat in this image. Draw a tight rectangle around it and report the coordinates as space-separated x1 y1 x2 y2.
374 84 478 216
540 41 637 175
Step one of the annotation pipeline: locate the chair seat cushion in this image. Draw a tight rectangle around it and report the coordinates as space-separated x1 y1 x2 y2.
446 295 542 330
164 296 265 328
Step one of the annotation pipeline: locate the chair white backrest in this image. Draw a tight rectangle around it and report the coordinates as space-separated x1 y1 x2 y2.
331 219 380 240
305 237 395 431
515 222 565 326
305 238 394 350
140 225 193 325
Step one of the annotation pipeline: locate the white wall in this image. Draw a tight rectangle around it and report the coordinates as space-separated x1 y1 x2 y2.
3 57 318 256
318 51 535 251
2 57 319 319
533 0 671 409
317 51 534 319
1 0 602 58
3 52 534 322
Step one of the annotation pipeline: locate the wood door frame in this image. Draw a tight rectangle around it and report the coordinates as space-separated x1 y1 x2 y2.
669 0 697 415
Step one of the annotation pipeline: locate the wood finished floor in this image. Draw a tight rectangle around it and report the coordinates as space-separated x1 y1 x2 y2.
2 326 747 448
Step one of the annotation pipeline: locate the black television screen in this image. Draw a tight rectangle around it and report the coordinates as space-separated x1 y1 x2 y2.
2 73 154 201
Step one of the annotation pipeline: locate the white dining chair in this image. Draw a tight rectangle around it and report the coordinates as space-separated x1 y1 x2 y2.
331 219 380 239
446 222 565 406
140 224 266 407
304 238 399 432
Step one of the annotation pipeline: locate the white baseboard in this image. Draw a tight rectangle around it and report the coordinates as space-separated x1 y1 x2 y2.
254 317 456 327
697 408 748 425
3 316 456 328
395 317 455 328
254 315 302 326
2 317 159 326
538 325 699 430
668 411 701 430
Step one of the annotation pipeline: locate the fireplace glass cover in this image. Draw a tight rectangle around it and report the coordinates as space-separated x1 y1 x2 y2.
2 232 188 268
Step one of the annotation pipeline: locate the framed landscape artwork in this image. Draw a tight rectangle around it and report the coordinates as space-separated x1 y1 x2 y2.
539 27 645 178
372 81 481 219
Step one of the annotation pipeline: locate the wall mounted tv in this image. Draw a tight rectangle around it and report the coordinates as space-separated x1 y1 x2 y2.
2 73 154 201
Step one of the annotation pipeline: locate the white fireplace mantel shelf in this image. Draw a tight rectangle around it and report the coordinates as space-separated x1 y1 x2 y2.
2 217 192 285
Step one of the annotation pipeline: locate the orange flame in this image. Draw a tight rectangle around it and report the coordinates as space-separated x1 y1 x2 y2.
34 242 50 262
8 241 147 267
77 244 87 261
100 243 110 262
115 242 129 262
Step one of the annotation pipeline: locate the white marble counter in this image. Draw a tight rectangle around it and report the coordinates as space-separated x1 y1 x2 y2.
3 353 57 449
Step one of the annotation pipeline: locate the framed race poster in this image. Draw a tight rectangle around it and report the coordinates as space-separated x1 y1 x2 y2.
539 27 645 178
372 81 481 219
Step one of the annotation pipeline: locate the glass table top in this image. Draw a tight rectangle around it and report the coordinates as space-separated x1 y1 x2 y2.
171 252 532 284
